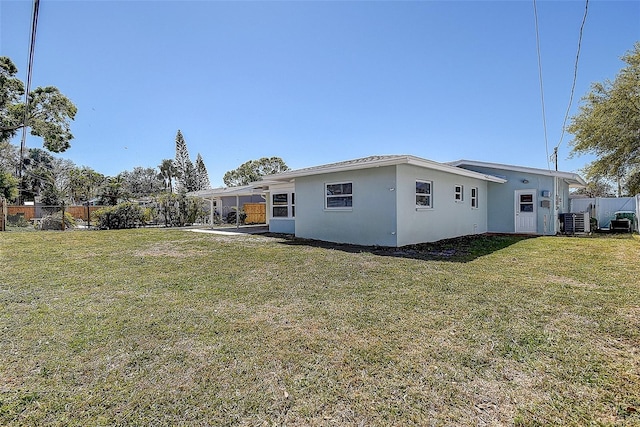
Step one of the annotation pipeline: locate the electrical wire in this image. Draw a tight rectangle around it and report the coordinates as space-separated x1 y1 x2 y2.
18 0 40 201
532 0 550 170
556 0 589 151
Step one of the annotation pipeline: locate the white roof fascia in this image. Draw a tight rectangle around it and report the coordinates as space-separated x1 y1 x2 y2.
270 155 506 183
449 159 587 187
188 183 267 199
404 156 506 183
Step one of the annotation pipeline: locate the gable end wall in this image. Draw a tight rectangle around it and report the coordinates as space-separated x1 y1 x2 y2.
396 164 489 245
294 166 398 246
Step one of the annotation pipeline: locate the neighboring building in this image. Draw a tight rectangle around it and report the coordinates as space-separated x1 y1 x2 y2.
190 155 587 246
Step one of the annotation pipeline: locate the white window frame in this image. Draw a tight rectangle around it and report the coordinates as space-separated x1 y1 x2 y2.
325 182 353 210
415 180 433 209
291 192 295 218
454 184 464 203
271 192 295 218
471 187 479 209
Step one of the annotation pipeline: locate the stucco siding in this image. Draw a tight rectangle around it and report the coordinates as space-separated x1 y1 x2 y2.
294 166 398 246
458 166 557 234
269 218 295 234
396 164 489 245
266 183 295 232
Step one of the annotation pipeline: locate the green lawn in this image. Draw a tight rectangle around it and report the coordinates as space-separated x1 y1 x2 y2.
1 229 639 426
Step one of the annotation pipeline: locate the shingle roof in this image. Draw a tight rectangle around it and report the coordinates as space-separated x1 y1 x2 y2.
268 155 506 183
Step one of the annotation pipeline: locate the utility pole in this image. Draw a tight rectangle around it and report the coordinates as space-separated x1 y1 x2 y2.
553 147 558 171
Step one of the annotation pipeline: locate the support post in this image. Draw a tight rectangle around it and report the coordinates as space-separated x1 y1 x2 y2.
235 195 239 229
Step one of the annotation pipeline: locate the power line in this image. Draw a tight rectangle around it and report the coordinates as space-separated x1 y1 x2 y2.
532 0 550 170
18 0 40 203
556 0 589 152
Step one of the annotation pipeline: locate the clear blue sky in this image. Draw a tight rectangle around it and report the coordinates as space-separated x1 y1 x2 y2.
2 0 639 187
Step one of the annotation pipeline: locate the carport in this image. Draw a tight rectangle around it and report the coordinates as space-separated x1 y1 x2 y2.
188 183 269 229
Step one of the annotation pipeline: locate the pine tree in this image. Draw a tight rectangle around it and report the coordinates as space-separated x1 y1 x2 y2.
195 153 211 190
174 130 196 192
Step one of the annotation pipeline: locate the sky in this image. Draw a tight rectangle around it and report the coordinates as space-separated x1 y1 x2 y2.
1 0 639 187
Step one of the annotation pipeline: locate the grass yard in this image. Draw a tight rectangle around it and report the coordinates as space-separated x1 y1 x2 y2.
0 229 639 426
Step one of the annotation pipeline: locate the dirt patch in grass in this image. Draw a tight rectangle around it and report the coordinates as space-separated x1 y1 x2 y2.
134 241 197 258
546 274 599 289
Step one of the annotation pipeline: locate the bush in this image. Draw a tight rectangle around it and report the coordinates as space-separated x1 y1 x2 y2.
226 210 247 225
93 202 144 230
7 214 30 228
40 211 76 230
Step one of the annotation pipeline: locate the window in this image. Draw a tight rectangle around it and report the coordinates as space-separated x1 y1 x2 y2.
272 192 295 218
471 187 478 208
519 194 534 212
454 185 464 202
416 180 432 208
326 182 352 209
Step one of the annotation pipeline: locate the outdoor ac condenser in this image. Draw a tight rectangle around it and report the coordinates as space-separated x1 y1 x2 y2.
562 212 590 234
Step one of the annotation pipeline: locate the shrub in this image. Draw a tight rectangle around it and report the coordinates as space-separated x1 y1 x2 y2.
40 211 76 230
226 210 247 224
7 214 30 228
142 207 155 224
92 202 144 230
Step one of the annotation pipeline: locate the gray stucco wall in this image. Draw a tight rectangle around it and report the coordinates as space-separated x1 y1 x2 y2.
294 166 398 246
269 218 295 234
458 166 560 235
396 164 489 245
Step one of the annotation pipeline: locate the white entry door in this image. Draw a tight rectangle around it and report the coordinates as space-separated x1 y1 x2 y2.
515 190 537 233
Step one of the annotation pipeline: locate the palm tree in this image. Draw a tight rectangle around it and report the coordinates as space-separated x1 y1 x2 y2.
158 159 177 193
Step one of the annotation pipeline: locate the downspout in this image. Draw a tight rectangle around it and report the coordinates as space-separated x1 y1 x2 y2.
262 192 269 226
236 194 239 229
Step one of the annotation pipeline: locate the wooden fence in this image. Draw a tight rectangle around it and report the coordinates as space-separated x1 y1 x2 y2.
7 205 105 222
243 203 266 224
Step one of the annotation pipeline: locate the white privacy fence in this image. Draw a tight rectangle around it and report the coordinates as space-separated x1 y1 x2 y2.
570 195 639 230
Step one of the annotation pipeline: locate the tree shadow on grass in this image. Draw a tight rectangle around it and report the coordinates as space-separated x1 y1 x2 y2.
266 233 536 263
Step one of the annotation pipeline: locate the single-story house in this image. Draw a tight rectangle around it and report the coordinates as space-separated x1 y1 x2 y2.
190 155 586 246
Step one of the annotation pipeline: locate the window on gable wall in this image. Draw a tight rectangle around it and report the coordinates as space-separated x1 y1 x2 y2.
416 180 433 208
471 187 478 208
454 185 464 202
326 183 352 209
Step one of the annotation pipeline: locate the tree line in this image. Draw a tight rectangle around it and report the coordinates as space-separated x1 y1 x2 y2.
0 130 211 207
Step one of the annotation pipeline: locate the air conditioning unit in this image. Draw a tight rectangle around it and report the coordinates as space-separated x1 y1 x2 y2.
562 212 590 234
